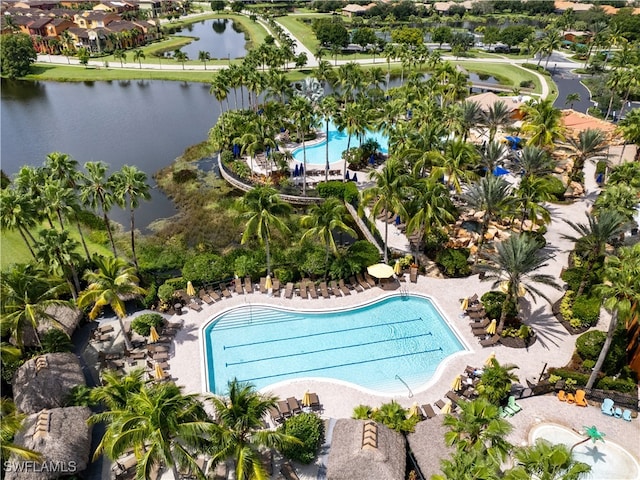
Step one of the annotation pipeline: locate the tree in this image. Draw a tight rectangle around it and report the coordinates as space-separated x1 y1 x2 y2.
0 33 37 78
563 128 608 180
77 47 90 68
312 18 348 48
77 255 146 351
517 145 554 180
210 0 225 12
300 198 356 275
482 100 512 143
239 187 291 276
318 95 338 181
114 49 127 67
564 92 581 109
433 138 479 193
132 48 145 68
520 99 565 148
586 243 640 390
90 368 146 410
174 50 188 69
540 28 562 70
616 108 640 162
1 398 42 464
289 96 316 196
91 381 211 480
34 229 82 300
351 27 377 52
431 26 452 48
505 439 591 480
391 27 423 47
111 165 151 271
594 184 639 220
0 264 68 347
499 25 534 49
477 357 520 405
80 161 118 257
207 379 300 480
0 189 38 258
562 211 628 296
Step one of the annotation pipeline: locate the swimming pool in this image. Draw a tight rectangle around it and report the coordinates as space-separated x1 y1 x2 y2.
292 120 389 165
202 294 465 395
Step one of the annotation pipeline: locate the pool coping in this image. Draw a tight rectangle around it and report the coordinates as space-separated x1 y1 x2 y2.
199 291 472 398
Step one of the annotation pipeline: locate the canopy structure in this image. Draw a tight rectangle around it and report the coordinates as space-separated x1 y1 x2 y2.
504 136 522 150
186 281 196 297
493 166 509 176
393 260 402 276
367 263 394 279
265 275 273 290
486 319 497 335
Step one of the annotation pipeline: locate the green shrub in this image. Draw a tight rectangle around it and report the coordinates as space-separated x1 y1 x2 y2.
131 313 165 336
347 241 380 271
519 80 534 88
158 283 177 302
234 255 261 279
595 160 607 175
220 150 234 164
65 385 96 407
582 359 595 370
273 266 295 284
141 282 157 308
576 330 606 361
595 376 637 393
561 268 584 291
40 329 73 353
547 368 588 386
173 168 198 183
538 175 565 201
182 253 230 284
481 291 517 320
435 248 471 277
317 181 359 203
572 295 600 327
279 413 325 464
164 277 187 291
230 160 250 179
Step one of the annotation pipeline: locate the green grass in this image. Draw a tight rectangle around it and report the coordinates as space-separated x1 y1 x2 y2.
276 15 319 53
458 61 543 94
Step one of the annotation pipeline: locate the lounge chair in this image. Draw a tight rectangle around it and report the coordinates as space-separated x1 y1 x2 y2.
566 393 576 404
287 396 302 414
338 279 351 295
622 409 632 421
244 276 253 293
410 266 418 283
499 406 513 418
364 272 376 287
234 278 243 295
268 406 283 425
220 284 232 298
299 282 308 299
480 334 501 347
469 318 490 328
356 273 371 290
308 282 318 299
207 288 221 301
574 389 588 407
280 461 300 480
259 277 267 294
472 326 489 336
558 390 568 402
328 280 339 296
507 396 522 413
349 276 364 292
434 399 446 410
188 301 202 312
446 391 461 405
308 393 321 410
199 289 213 304
277 400 291 418
601 398 615 416
421 404 437 419
272 278 280 295
468 293 479 305
614 407 623 418
468 309 487 319
319 282 330 298
284 282 294 299
152 352 169 362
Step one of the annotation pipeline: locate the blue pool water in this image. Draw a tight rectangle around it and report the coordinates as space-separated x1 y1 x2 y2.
292 120 389 165
203 295 465 394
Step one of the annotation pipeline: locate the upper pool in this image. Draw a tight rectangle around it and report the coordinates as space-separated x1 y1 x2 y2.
292 120 389 165
202 294 465 395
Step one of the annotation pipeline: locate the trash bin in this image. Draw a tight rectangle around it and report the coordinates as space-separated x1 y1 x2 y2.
174 303 183 315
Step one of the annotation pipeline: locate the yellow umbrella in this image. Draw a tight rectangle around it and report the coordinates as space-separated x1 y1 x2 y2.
499 281 526 297
186 281 196 297
393 260 402 275
265 275 273 290
461 297 469 311
486 319 497 335
484 351 496 366
149 326 160 343
302 390 311 407
451 375 462 392
440 400 452 414
408 402 420 418
367 263 395 279
154 363 166 380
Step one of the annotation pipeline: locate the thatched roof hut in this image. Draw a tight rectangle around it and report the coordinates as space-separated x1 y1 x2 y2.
5 406 92 480
327 419 406 480
406 416 454 479
19 304 83 348
12 353 85 414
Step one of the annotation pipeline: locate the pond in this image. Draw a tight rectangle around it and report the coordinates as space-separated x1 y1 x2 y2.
174 19 248 60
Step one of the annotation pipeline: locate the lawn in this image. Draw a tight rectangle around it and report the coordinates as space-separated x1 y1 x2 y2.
457 61 543 94
276 15 319 53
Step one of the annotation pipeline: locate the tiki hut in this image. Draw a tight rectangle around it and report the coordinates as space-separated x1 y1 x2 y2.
406 416 454 479
19 304 83 348
12 353 85 414
5 406 92 480
326 419 406 480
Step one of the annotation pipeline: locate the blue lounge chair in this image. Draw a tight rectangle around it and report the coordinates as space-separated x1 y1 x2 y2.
614 407 623 418
601 398 615 416
622 410 632 422
507 396 522 414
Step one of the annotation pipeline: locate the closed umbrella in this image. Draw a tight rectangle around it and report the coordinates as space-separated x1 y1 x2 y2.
485 351 496 366
499 281 526 296
186 281 196 297
367 263 395 279
294 164 299 177
408 402 420 418
440 400 452 414
299 164 304 175
154 363 166 380
302 390 311 407
345 170 350 180
352 173 358 182
149 326 160 343
265 275 272 290
393 260 402 276
451 375 462 392
461 297 469 311
486 319 497 335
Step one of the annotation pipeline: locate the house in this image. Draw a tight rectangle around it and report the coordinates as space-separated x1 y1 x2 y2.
561 109 618 140
44 17 75 37
433 1 473 13
466 92 527 120
93 0 138 13
131 0 163 18
27 16 51 36
341 3 376 18
563 30 591 45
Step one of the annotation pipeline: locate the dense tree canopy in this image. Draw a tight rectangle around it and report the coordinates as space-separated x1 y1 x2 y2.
312 18 349 48
0 34 37 79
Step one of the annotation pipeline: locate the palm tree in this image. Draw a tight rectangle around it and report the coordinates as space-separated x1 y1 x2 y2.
91 368 146 410
34 229 82 300
435 448 502 480
335 101 367 183
457 100 483 141
111 165 151 271
562 211 628 297
318 95 338 181
594 184 639 220
0 189 38 258
41 180 76 231
476 357 520 405
174 50 188 69
198 50 210 70
77 255 146 351
515 176 553 229
479 141 507 175
541 28 562 70
288 96 317 196
505 439 591 480
462 175 516 266
114 49 127 67
239 187 291 276
443 398 512 461
433 138 479 193
479 234 561 333
481 100 512 143
563 128 608 180
0 264 68 347
564 92 581 110
207 379 300 480
363 158 411 263
521 99 565 149
300 198 356 275
80 161 118 257
586 243 640 390
616 108 640 162
210 71 230 114
133 48 145 68
516 145 554 180
91 382 211 480
1 398 42 464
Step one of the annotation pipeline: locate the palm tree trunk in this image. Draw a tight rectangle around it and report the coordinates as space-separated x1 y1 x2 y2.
129 204 139 271
585 310 617 390
69 263 81 298
74 213 92 261
344 134 352 183
325 119 330 183
302 138 307 197
119 315 133 351
18 226 36 259
46 214 55 230
473 219 489 267
576 258 593 297
570 437 591 455
103 211 118 258
498 292 512 334
605 90 616 121
265 235 271 276
56 209 65 231
383 209 389 264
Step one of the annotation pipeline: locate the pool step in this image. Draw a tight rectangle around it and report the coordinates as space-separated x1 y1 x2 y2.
212 307 303 330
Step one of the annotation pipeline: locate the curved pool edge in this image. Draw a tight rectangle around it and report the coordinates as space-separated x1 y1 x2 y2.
199 292 472 398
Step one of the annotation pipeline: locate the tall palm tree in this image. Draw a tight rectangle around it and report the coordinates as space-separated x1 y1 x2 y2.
41 180 76 231
289 96 317 196
210 71 230 114
1 398 42 464
586 243 640 390
133 48 145 68
111 166 151 271
520 99 565 149
462 175 516 266
363 158 411 263
457 100 483 141
0 189 38 258
562 211 627 296
563 128 608 180
207 379 300 480
564 92 581 110
91 382 211 480
300 198 356 275
516 145 554 180
77 255 146 351
515 176 553 230
478 234 561 333
80 161 118 257
34 229 82 300
0 264 68 347
14 166 49 227
482 100 512 143
90 368 146 410
616 109 640 162
239 187 291 276
479 141 507 175
318 95 339 182
540 28 562 70
198 50 210 70
505 439 591 480
335 101 365 184
174 50 188 69
433 138 479 193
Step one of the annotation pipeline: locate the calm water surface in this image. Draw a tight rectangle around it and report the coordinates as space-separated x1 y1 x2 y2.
1 78 224 229
175 19 247 60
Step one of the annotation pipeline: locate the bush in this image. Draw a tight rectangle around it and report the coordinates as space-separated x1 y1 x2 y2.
173 168 198 183
595 376 637 393
158 283 177 302
561 268 584 292
538 175 565 201
131 313 165 336
548 368 588 386
317 181 359 203
435 248 471 277
571 295 600 327
182 253 230 284
347 241 380 271
582 359 595 370
279 413 324 464
40 329 73 353
576 330 606 361
519 80 534 88
141 282 157 308
481 291 517 320
220 150 234 164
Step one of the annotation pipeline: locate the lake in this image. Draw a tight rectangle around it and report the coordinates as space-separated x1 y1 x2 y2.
174 19 248 60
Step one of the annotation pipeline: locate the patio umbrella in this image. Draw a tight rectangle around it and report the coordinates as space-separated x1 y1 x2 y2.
461 297 469 311
352 173 358 182
186 281 196 297
409 402 420 418
369 154 375 165
395 215 401 225
367 263 395 279
345 170 350 180
486 319 497 335
302 390 311 407
154 363 166 380
293 164 299 177
233 144 240 157
149 326 160 343
484 351 496 366
299 163 304 175
451 375 462 392
493 166 509 176
440 400 452 414
393 260 402 276
265 275 272 290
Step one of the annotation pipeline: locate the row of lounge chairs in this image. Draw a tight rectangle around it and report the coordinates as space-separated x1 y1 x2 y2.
466 294 501 348
601 397 633 420
282 275 378 299
268 393 322 425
